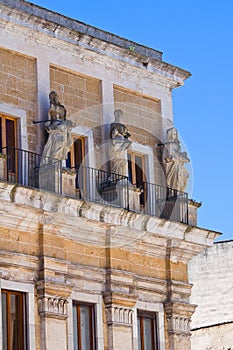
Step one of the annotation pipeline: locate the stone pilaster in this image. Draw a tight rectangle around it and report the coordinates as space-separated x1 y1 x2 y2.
165 302 196 350
36 253 72 350
104 292 137 350
37 281 72 350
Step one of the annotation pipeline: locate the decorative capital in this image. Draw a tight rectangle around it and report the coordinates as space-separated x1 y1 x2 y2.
164 302 196 336
103 292 137 326
38 296 69 319
105 305 133 326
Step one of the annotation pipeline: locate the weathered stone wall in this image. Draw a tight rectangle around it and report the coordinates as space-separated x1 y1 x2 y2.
114 85 162 140
50 65 102 127
50 65 103 147
0 1 217 349
114 85 165 184
188 241 233 350
191 323 233 350
0 181 219 350
0 48 37 151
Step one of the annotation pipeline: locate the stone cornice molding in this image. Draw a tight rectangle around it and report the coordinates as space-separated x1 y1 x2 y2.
0 0 162 60
0 1 191 87
0 183 221 261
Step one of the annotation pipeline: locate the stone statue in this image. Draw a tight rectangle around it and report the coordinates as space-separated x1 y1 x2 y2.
163 127 190 192
110 109 131 141
109 110 131 176
41 91 74 165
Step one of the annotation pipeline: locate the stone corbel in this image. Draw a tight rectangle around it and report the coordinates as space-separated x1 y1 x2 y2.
105 305 133 326
38 295 69 319
104 292 137 326
164 302 196 336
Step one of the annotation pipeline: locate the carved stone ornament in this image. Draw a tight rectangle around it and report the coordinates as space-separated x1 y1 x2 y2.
165 302 196 336
167 315 191 335
163 127 190 192
105 305 133 326
38 296 68 319
104 292 136 326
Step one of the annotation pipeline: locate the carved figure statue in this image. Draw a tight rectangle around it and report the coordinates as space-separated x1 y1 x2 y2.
48 90 67 122
110 109 131 141
41 91 74 165
109 110 131 176
163 127 190 192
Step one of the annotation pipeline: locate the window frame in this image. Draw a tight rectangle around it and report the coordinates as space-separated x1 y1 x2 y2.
69 126 95 170
137 310 159 350
127 151 146 187
1 289 26 350
67 136 87 170
127 142 154 185
0 280 36 350
0 114 18 150
73 302 96 350
133 301 165 350
0 102 28 151
68 292 103 350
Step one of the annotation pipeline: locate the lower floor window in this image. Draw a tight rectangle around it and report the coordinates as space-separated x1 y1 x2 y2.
138 311 158 350
1 290 26 350
73 303 95 350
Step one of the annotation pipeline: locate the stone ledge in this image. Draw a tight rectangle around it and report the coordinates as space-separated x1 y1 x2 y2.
0 181 221 253
0 0 191 85
0 0 162 60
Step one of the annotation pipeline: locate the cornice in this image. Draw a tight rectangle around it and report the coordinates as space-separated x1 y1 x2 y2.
0 0 191 87
0 182 221 263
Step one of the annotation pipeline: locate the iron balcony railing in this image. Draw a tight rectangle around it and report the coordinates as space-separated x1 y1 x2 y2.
0 147 188 224
1 146 62 193
139 181 188 224
72 165 129 210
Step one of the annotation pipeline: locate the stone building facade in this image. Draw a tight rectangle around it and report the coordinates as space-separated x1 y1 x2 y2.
188 240 233 350
0 1 220 349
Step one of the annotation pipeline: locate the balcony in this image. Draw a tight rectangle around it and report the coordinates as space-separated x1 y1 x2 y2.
0 147 189 224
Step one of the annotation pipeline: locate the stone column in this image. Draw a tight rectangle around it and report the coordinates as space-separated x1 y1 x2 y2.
165 302 196 350
104 292 137 350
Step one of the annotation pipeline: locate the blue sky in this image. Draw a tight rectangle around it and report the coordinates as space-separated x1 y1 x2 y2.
30 0 233 240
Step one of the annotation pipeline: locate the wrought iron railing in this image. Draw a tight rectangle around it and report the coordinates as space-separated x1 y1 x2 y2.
0 147 188 224
1 146 62 193
139 181 188 224
72 165 129 209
